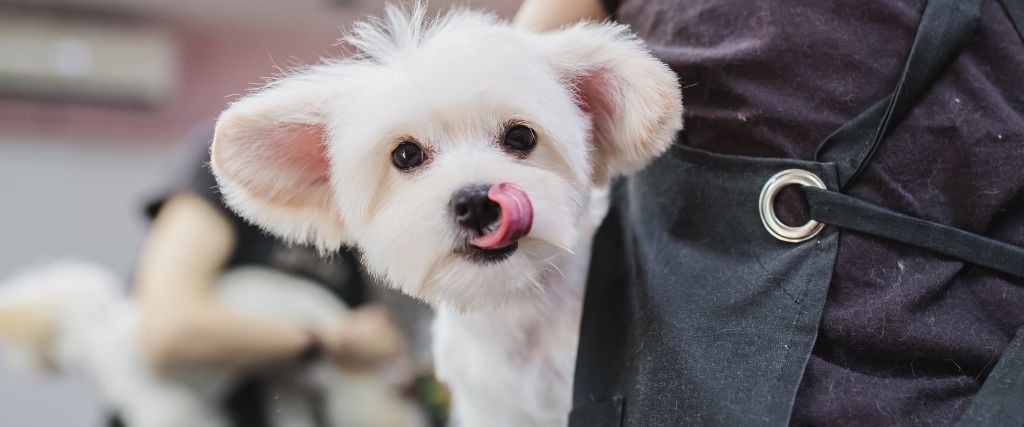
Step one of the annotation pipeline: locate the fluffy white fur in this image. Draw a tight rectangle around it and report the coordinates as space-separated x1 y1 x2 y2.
211 4 682 426
0 261 419 427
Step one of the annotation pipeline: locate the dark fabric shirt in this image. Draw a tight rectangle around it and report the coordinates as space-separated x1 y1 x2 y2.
602 0 1024 424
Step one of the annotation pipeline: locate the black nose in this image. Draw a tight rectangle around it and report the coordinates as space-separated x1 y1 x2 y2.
451 185 500 235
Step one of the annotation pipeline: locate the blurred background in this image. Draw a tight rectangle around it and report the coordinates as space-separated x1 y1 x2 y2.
0 0 520 425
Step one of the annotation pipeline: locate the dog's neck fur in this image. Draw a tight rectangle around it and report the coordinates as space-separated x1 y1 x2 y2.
438 246 588 357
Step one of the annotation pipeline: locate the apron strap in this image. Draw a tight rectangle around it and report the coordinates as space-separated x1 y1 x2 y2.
806 3 1024 422
804 187 1024 280
803 188 1024 424
955 328 1024 427
1000 0 1024 44
815 0 982 190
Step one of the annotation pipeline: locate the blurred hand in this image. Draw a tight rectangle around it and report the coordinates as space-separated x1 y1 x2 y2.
319 305 406 371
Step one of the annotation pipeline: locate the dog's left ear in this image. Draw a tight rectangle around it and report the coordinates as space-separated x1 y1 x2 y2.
538 22 683 183
210 74 347 249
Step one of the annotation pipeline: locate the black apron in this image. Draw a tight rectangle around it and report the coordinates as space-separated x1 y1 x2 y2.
570 0 1024 425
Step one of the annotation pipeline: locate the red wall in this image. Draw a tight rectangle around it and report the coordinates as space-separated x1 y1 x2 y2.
0 23 353 145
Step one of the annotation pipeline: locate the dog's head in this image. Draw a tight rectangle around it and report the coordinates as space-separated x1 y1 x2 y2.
211 6 682 310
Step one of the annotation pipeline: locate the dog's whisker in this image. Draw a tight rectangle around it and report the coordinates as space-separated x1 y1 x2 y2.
535 238 576 255
527 274 544 294
525 250 561 269
420 254 455 292
545 260 566 280
540 254 561 264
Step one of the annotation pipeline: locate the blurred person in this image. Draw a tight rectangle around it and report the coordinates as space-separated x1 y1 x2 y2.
517 0 1024 426
129 123 408 427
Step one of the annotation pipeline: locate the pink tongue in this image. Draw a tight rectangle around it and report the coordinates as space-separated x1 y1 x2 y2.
470 182 534 250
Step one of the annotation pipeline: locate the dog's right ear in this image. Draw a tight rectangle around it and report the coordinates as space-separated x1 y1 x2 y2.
211 74 347 249
536 21 683 184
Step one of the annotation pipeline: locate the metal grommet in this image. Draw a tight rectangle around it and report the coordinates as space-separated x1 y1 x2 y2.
758 169 827 243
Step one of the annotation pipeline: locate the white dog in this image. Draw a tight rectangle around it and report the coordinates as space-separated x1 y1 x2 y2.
0 261 418 427
211 5 682 426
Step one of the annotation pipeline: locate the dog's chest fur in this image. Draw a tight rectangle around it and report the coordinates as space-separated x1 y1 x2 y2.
432 282 582 426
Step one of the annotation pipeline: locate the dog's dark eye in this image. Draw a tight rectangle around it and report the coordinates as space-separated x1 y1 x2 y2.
503 125 536 153
391 141 425 170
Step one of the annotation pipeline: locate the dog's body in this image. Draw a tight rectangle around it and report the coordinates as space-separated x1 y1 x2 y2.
210 5 682 426
0 262 416 427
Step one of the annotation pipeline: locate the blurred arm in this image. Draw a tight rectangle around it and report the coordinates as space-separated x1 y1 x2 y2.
136 193 309 373
514 0 609 32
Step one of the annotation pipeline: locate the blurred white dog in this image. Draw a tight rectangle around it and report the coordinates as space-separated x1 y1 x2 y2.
210 4 682 426
0 261 417 427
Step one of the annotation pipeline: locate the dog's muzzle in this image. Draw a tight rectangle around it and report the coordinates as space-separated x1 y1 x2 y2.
450 183 533 250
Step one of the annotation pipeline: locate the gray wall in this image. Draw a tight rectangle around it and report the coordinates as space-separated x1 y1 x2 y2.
0 134 175 427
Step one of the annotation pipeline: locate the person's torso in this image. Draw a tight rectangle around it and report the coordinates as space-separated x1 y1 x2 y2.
608 0 1024 424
